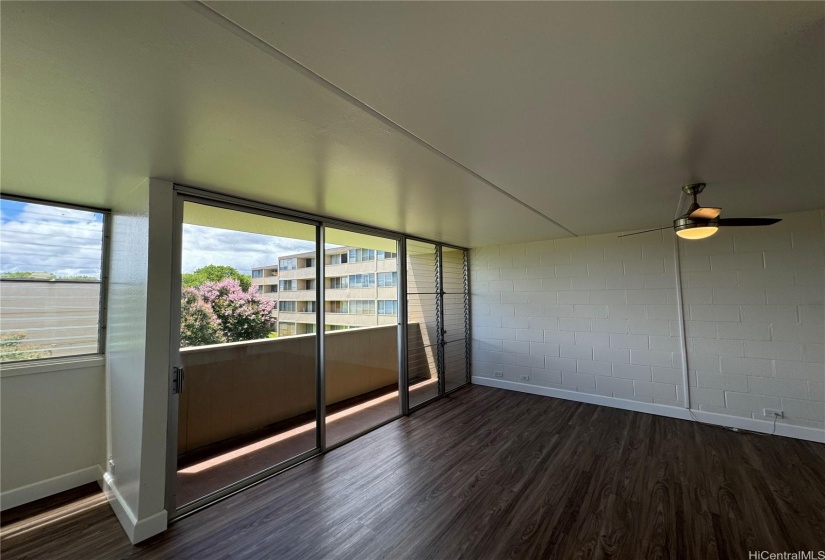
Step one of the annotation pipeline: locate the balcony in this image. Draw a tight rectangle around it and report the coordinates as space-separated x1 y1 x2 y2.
176 323 436 506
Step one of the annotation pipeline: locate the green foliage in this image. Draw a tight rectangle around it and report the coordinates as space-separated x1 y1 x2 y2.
182 265 252 291
0 332 53 361
1 271 55 280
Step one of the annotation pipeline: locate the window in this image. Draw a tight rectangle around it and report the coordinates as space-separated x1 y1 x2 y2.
329 253 347 265
298 301 316 313
326 324 348 332
279 258 296 271
0 196 107 362
348 273 375 289
303 258 315 268
266 285 277 293
377 251 397 260
302 279 316 291
328 276 348 290
299 323 316 334
279 322 296 336
349 300 375 315
252 269 263 278
279 279 296 292
279 301 296 312
378 300 398 316
255 285 264 294
327 301 348 314
377 272 397 287
348 248 374 263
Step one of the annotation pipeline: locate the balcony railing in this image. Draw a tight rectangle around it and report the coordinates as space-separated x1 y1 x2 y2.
177 323 434 454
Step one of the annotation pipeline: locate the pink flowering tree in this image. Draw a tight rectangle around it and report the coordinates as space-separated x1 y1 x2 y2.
180 278 276 347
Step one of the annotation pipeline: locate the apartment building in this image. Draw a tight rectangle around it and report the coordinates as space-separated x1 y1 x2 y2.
251 247 399 336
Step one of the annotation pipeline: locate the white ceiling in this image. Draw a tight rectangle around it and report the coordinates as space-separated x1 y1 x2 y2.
2 2 823 247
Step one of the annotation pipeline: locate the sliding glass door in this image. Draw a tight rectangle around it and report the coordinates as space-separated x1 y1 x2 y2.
167 188 471 517
323 228 400 446
172 200 319 511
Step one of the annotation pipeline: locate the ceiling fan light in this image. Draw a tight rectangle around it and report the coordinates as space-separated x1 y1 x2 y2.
675 226 718 240
673 216 719 240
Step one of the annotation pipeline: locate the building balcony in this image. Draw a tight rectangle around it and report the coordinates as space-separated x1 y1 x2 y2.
176 323 436 506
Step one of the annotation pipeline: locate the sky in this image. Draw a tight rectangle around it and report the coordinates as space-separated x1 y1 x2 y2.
182 224 316 275
0 199 348 278
0 199 105 278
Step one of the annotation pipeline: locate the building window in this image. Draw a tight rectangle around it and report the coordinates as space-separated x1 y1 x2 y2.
325 324 348 332
279 301 296 312
348 248 375 263
0 196 108 362
377 251 397 260
252 269 263 278
378 300 398 316
348 273 375 289
279 322 296 337
267 285 278 293
302 258 315 268
299 323 316 334
349 300 375 315
328 276 348 290
302 279 316 291
279 279 296 292
377 272 397 287
279 258 297 271
329 253 348 265
298 301 316 313
327 301 348 314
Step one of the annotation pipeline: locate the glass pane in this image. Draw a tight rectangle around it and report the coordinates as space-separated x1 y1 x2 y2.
324 228 399 446
442 246 466 294
444 339 468 392
406 240 440 407
176 201 317 508
443 293 467 344
0 198 104 361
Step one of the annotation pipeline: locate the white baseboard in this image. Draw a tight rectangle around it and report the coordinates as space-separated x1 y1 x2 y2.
472 376 825 444
102 472 167 544
0 465 102 511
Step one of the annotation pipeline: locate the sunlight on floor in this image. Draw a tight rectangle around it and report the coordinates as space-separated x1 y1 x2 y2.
1 492 108 540
179 378 438 474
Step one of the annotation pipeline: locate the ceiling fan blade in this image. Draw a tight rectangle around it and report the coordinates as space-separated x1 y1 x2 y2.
617 226 672 238
717 217 782 227
689 206 721 220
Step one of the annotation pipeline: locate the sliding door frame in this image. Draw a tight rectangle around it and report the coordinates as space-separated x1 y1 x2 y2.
166 184 469 519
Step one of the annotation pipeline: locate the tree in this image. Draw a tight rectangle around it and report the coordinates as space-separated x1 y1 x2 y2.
0 332 52 361
179 288 226 347
182 265 252 291
180 278 276 347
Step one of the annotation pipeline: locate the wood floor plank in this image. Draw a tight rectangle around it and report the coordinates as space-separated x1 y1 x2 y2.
2 385 823 560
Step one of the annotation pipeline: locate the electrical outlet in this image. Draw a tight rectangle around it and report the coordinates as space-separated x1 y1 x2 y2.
494 371 503 378
764 409 784 419
519 374 531 382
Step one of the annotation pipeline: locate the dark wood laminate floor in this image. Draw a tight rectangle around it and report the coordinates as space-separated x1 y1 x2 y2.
3 385 824 559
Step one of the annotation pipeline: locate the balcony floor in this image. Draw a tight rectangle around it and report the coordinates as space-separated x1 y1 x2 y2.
176 378 439 507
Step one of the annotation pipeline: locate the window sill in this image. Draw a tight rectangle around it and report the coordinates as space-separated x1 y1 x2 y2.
0 354 105 378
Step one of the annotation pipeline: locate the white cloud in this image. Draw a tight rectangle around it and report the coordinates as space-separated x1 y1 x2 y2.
181 224 316 274
0 202 104 278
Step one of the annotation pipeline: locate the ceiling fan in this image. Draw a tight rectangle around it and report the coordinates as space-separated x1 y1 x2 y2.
619 183 782 240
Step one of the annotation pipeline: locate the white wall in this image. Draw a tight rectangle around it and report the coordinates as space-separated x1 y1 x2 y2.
471 210 824 441
0 357 105 509
105 178 174 543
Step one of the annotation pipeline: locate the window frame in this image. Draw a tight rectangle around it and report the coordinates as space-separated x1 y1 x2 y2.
0 194 111 365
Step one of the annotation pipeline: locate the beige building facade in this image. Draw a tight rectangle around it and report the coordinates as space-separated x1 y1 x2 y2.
251 246 399 336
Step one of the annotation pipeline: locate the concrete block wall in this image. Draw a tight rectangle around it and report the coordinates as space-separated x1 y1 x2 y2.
471 210 824 434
